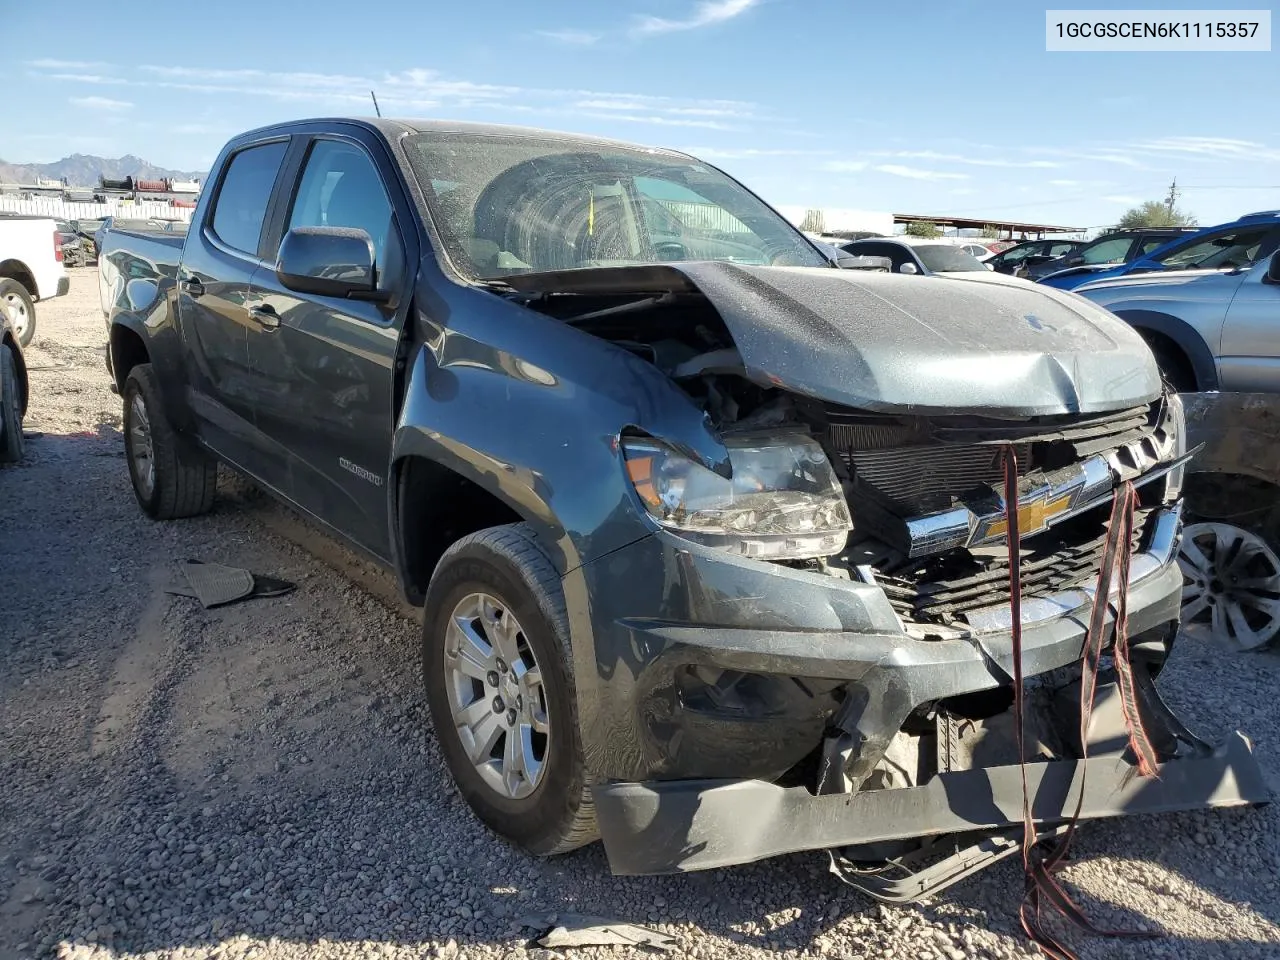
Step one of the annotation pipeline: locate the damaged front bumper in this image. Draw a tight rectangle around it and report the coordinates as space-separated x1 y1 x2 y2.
593 732 1266 876
573 503 1271 885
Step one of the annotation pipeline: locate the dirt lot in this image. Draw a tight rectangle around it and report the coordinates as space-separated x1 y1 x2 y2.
2 269 1280 960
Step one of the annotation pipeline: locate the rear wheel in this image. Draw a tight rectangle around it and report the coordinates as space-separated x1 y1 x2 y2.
0 344 24 464
422 524 597 855
0 280 35 348
122 363 217 519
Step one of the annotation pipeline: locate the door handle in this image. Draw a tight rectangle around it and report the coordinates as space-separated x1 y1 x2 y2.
247 304 280 330
181 276 204 298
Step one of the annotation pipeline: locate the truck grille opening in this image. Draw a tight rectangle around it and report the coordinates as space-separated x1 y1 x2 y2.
874 500 1155 624
825 403 1152 516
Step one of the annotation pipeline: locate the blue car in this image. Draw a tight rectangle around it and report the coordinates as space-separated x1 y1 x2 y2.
1040 211 1280 290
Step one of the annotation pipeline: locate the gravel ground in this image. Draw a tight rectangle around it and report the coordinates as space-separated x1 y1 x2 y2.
2 269 1280 960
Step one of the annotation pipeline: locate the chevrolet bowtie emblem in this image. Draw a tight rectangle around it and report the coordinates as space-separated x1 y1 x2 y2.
982 490 1075 540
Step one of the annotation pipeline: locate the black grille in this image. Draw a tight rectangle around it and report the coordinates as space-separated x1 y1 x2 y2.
875 502 1154 625
845 443 1032 515
824 402 1155 517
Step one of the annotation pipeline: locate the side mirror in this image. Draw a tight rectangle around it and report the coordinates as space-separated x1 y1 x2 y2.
276 226 386 302
898 262 920 275
1267 250 1280 284
836 254 892 271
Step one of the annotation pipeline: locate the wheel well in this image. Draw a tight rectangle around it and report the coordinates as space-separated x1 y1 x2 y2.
0 260 37 298
109 325 149 391
1134 328 1197 392
396 456 525 605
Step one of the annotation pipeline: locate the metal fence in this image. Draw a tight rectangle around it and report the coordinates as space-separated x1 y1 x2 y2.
0 195 194 222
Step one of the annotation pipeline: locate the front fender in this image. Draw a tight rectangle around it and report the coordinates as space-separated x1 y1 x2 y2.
1111 308 1220 391
389 290 727 577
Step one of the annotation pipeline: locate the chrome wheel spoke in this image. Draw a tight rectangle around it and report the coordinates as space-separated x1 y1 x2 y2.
447 617 494 682
1181 594 1211 623
459 708 503 764
1178 536 1214 575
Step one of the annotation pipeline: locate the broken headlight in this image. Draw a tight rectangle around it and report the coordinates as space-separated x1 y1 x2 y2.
621 432 853 559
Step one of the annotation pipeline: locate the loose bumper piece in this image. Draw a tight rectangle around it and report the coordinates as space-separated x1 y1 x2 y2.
593 732 1269 876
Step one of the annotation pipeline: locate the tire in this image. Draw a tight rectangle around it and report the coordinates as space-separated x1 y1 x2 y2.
122 363 217 519
422 523 597 856
0 279 35 348
0 344 24 464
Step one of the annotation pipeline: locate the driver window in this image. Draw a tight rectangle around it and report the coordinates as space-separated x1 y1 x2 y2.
287 139 401 285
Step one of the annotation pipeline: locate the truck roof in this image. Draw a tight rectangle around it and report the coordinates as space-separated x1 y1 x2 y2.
230 116 691 158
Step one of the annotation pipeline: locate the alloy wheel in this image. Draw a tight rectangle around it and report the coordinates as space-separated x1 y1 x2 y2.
443 591 550 799
1178 522 1280 650
128 393 155 500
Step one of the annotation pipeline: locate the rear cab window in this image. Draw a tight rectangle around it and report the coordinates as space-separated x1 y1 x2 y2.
210 141 289 256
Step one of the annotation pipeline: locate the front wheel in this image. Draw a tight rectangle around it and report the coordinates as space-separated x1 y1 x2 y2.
0 279 35 348
0 344 25 464
122 363 217 519
422 524 597 856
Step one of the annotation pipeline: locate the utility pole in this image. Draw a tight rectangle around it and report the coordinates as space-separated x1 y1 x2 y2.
1164 177 1179 217
369 90 382 118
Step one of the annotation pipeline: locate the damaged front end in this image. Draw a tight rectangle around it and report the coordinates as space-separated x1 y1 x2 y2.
511 264 1270 895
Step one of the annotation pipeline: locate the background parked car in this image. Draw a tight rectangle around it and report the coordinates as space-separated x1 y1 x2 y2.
839 237 990 275
986 238 1084 275
1075 247 1280 392
1026 227 1199 285
0 214 70 347
1043 212 1280 290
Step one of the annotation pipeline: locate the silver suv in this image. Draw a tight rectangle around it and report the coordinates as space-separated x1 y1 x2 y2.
1076 243 1280 392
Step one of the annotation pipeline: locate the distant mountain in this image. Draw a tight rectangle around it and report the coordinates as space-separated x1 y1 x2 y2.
0 154 206 188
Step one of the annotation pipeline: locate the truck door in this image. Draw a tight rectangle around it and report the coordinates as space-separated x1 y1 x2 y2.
177 138 289 466
244 133 412 560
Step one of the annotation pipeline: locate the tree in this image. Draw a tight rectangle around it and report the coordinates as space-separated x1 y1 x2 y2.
1116 179 1198 229
981 224 1001 240
903 220 941 238
799 208 826 233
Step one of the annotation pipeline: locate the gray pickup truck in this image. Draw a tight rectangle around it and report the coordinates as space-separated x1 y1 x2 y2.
98 117 1264 896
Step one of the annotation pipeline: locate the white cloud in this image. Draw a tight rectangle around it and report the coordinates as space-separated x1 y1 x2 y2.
874 164 969 181
689 147 833 159
27 58 107 69
633 0 760 36
1103 195 1141 204
872 150 1059 169
581 112 738 130
575 98 750 118
1133 136 1280 163
822 160 869 173
537 29 602 44
44 72 130 85
70 96 133 111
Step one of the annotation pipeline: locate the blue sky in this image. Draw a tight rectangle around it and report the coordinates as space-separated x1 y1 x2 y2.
9 0 1278 230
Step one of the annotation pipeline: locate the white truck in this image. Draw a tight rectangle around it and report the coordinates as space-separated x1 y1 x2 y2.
0 215 71 346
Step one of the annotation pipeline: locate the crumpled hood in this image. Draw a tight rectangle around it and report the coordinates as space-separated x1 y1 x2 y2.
675 262 1161 416
505 262 1161 417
